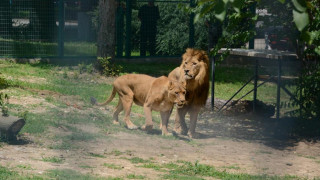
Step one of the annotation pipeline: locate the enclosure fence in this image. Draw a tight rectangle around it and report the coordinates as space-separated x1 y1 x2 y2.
0 0 197 58
0 0 97 58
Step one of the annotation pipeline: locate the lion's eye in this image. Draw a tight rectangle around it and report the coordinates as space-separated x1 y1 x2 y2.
184 62 188 64
175 92 179 95
192 62 197 65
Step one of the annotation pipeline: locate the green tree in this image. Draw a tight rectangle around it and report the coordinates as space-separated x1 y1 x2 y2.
156 3 189 55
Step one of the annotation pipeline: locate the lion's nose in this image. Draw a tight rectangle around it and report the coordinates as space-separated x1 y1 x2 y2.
184 69 189 74
180 100 185 103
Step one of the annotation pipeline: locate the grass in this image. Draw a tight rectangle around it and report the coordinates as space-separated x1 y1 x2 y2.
1 165 121 180
1 160 304 180
103 163 123 170
16 164 33 170
0 39 96 57
126 174 146 179
0 165 44 180
221 165 241 170
109 149 124 156
89 152 106 158
42 156 64 164
47 169 116 180
116 61 179 77
124 157 152 164
139 160 301 180
0 59 303 179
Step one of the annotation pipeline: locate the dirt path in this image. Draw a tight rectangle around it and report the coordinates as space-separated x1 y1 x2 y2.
1 110 320 179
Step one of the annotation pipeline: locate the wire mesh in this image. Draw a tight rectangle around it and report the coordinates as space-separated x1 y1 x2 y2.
0 0 97 58
121 0 192 57
0 0 58 57
63 0 97 57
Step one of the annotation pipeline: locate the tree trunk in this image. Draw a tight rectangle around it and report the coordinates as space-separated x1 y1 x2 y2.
0 116 25 140
97 0 116 59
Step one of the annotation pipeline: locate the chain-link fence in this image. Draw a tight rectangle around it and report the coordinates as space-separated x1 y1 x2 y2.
0 0 97 58
118 0 196 58
0 0 299 58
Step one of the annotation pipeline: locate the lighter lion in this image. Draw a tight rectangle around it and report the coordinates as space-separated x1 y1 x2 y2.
93 74 186 136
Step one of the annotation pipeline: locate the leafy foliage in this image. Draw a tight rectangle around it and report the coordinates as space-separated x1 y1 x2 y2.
156 3 189 55
293 0 320 119
295 63 320 119
193 0 257 58
0 75 9 116
0 92 9 116
0 75 10 89
96 57 122 77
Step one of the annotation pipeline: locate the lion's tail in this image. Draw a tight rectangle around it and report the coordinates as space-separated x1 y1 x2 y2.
94 87 117 106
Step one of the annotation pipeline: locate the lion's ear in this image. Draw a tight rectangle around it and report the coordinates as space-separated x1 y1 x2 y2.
168 80 174 90
186 48 193 53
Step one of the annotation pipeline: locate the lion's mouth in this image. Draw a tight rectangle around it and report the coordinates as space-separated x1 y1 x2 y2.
176 103 184 108
184 74 193 79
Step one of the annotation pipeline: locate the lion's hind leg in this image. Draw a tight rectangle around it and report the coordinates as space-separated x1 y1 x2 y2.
120 93 138 130
112 100 123 125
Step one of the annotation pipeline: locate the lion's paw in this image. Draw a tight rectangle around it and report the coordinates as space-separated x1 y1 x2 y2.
141 124 153 131
188 132 201 139
174 127 188 135
127 124 138 130
162 132 173 136
113 120 120 125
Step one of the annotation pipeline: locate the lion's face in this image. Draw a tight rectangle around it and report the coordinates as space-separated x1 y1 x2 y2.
182 56 202 80
168 81 186 108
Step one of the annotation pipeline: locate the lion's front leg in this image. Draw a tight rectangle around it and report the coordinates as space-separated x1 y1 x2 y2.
141 104 153 131
160 110 172 136
187 107 201 138
174 106 188 135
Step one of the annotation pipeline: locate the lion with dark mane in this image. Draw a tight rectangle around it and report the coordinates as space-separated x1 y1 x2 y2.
168 48 210 138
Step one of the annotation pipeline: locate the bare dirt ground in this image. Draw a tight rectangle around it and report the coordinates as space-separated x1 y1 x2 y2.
1 92 320 179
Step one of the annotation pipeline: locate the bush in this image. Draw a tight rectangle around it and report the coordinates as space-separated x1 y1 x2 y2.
296 63 320 120
0 92 9 116
0 76 10 89
96 57 122 77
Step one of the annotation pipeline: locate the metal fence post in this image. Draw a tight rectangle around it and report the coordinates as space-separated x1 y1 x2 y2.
276 57 282 119
211 56 215 111
125 0 132 58
248 2 256 49
253 59 259 113
189 0 195 47
116 0 125 58
58 0 65 57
